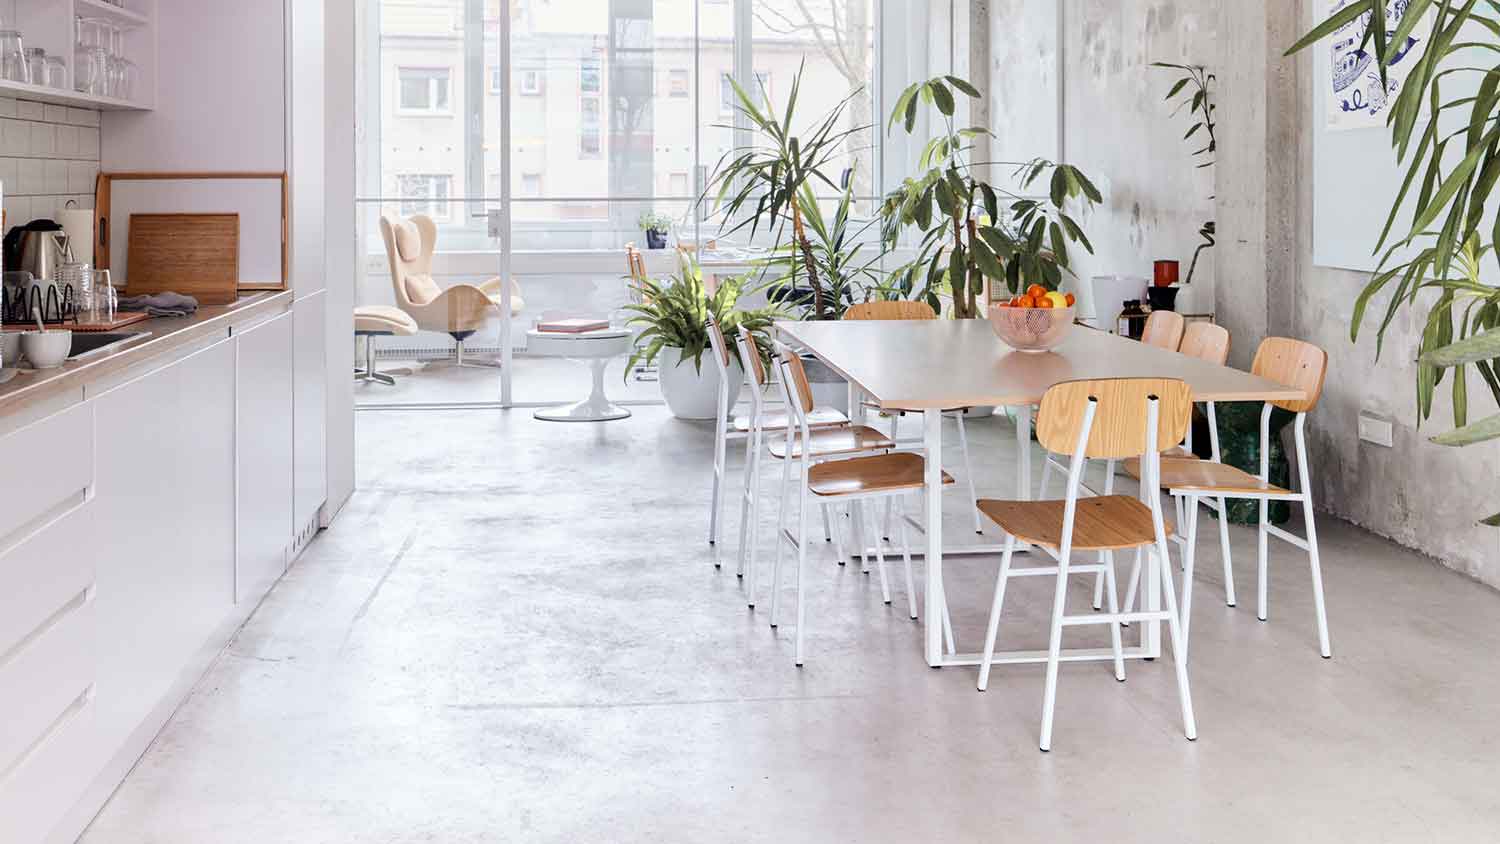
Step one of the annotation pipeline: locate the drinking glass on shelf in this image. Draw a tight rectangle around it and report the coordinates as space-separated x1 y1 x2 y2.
0 30 29 84
114 58 134 100
23 47 43 86
44 55 64 89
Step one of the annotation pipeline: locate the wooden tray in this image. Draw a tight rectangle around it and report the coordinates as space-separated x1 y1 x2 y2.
125 213 240 305
2 310 151 332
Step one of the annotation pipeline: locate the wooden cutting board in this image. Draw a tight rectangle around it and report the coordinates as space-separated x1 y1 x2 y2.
125 213 240 305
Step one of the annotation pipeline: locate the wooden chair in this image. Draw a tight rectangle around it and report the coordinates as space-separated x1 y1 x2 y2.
732 327 894 607
975 378 1197 751
704 310 846 569
1158 338 1332 659
770 342 955 665
1141 310 1186 351
842 300 983 535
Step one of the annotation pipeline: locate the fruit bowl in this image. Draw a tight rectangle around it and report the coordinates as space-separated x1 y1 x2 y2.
987 303 1075 352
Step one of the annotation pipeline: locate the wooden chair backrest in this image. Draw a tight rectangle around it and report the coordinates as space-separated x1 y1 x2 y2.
704 310 731 371
738 326 767 387
843 300 938 321
778 349 816 414
1252 337 1328 413
1036 378 1193 460
1178 321 1230 366
1141 310 1186 351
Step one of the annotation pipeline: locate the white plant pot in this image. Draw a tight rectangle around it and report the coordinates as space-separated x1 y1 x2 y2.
802 355 848 416
659 346 741 420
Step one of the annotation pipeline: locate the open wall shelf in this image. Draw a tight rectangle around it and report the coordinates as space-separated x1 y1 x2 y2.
0 0 155 111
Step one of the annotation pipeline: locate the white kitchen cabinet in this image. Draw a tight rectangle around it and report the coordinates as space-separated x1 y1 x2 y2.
236 311 295 605
294 292 329 536
91 338 237 766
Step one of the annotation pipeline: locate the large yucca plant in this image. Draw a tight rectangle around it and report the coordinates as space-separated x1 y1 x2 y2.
1288 0 1500 523
704 61 870 321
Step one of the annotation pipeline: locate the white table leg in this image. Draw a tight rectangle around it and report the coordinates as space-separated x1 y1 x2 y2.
534 357 632 422
924 408 944 666
1014 404 1033 500
849 380 866 425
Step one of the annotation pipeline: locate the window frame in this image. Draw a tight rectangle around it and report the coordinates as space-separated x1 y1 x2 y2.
395 65 453 116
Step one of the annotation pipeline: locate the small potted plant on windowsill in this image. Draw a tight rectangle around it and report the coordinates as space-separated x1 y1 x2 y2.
638 211 673 250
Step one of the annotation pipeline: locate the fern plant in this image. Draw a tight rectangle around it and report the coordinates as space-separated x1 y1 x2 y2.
622 254 782 378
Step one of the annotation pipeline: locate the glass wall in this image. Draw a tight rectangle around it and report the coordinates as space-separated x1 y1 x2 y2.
356 0 949 408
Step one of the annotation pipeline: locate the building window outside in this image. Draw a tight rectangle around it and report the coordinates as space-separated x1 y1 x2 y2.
668 68 689 98
668 171 689 196
579 95 602 158
520 173 543 196
720 71 770 114
397 174 454 221
518 68 542 95
398 67 451 113
580 53 602 95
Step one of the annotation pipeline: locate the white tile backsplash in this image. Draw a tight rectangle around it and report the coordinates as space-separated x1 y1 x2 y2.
0 97 102 225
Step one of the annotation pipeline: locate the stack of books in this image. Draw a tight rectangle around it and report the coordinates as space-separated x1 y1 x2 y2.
536 318 610 334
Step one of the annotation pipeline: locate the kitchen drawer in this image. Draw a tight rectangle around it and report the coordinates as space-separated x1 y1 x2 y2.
0 499 94 660
0 593 94 779
0 689 96 844
0 403 93 545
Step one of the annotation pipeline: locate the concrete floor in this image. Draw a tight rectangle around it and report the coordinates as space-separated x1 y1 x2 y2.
355 355 664 407
82 407 1500 842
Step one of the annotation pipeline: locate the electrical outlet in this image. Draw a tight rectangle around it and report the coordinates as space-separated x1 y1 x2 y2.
1358 411 1394 448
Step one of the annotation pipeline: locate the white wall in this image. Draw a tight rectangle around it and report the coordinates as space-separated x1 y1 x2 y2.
326 0 358 519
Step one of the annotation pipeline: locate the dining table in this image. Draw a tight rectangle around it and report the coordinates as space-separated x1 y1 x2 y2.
774 317 1307 669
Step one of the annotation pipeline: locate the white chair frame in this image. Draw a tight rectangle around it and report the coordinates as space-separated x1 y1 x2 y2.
1171 404 1332 660
976 390 1197 752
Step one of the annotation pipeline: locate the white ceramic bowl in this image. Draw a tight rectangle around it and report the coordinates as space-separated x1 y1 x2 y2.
21 330 72 369
988 304 1075 352
0 332 20 368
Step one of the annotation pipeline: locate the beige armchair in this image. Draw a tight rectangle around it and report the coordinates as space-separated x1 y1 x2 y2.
379 213 525 368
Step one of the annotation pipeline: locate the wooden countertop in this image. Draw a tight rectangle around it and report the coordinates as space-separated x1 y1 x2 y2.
0 290 293 416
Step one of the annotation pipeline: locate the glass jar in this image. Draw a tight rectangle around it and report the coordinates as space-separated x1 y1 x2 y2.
23 46 43 87
54 262 94 324
0 30 28 84
44 55 64 89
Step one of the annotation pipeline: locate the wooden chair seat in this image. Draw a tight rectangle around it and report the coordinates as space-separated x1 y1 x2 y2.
734 408 847 433
977 496 1172 551
807 452 954 497
1120 449 1200 480
768 425 894 459
1122 458 1293 496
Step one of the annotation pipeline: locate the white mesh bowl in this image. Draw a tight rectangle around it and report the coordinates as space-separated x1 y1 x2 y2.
987 304 1075 352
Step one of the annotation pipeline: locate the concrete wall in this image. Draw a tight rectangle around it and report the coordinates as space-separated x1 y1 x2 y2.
985 0 1500 588
990 0 1219 322
1281 0 1500 586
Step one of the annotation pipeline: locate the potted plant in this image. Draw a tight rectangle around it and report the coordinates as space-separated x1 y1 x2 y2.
637 211 673 249
1152 60 1218 308
881 75 1102 319
623 254 781 420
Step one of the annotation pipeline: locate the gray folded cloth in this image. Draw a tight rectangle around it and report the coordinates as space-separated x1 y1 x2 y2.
117 291 200 317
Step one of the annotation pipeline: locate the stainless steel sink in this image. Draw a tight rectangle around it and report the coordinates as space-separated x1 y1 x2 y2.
68 331 152 360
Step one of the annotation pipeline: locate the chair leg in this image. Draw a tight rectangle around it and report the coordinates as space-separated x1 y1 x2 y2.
828 503 848 567
869 499 892 605
709 387 729 558
1157 533 1199 741
1180 495 1200 662
1303 495 1333 658
897 495 917 619
794 487 810 666
735 425 757 579
955 412 983 534
1217 497 1236 606
852 502 870 574
1104 550 1125 681
1038 451 1054 500
1038 549 1072 752
1257 497 1270 622
1092 552 1106 611
1103 459 1116 495
1121 547 1142 622
770 438 793 628
976 535 1017 692
821 504 833 543
745 431 765 606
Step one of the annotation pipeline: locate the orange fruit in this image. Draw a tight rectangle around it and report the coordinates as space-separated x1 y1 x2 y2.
1026 284 1046 299
1035 296 1055 309
1017 296 1034 308
1064 293 1076 307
